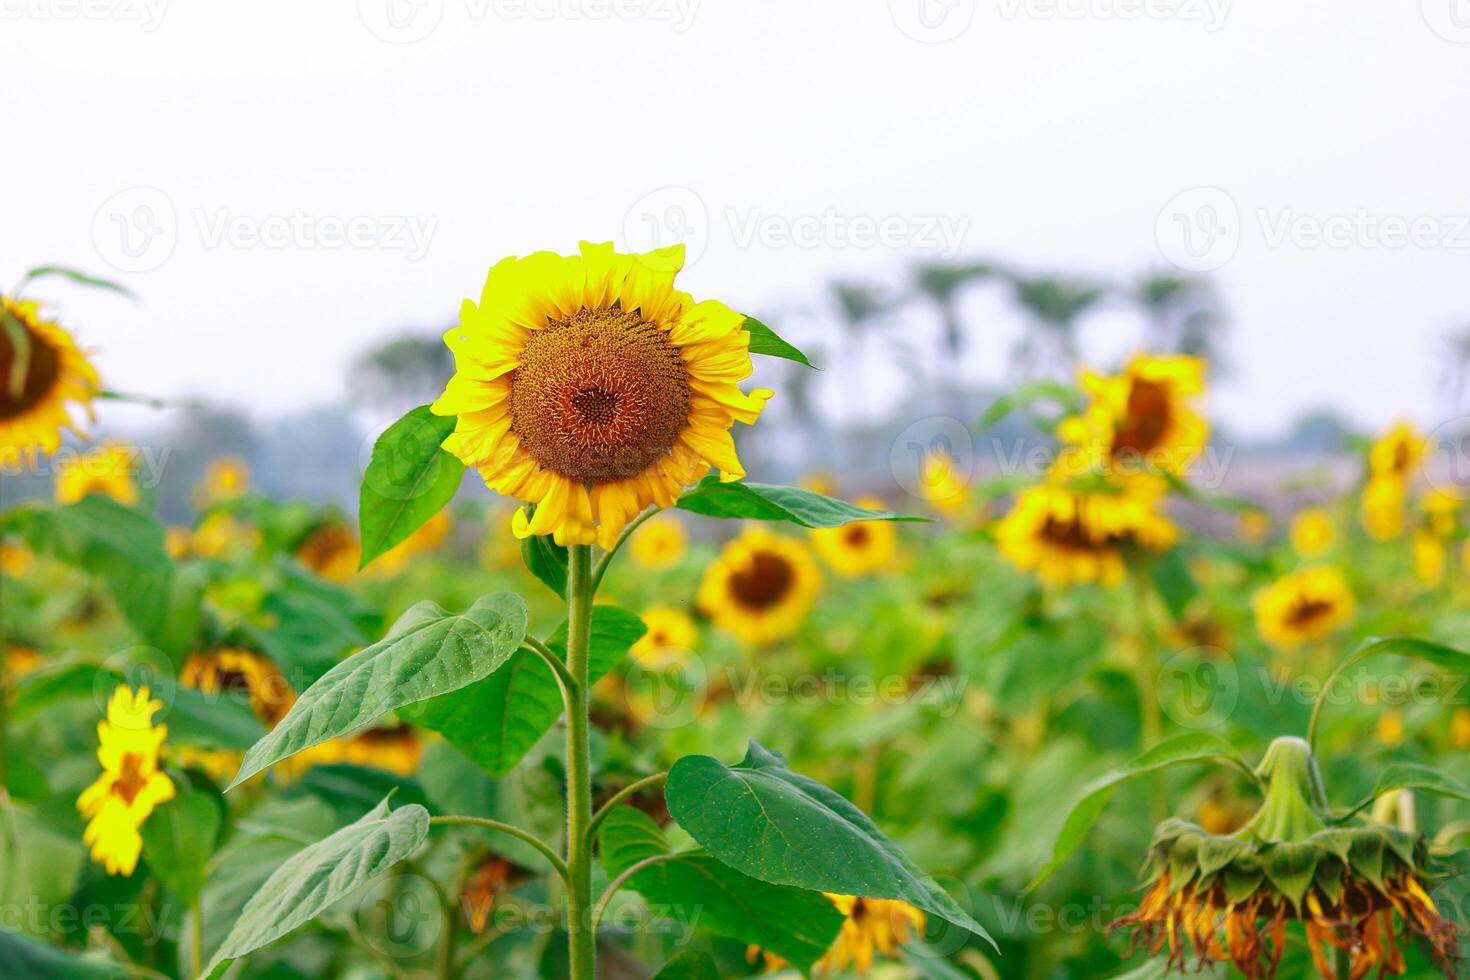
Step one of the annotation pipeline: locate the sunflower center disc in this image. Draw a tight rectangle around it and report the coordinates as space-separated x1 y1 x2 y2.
509 307 691 485
1112 378 1171 456
728 552 794 610
1286 597 1334 630
0 324 62 420
113 752 148 806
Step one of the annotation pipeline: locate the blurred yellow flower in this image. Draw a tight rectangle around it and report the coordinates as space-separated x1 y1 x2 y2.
371 509 452 574
811 497 897 577
0 297 100 465
917 451 968 516
1452 708 1470 749
631 606 697 665
750 894 925 976
164 525 192 560
1253 566 1355 650
339 724 422 775
699 528 820 645
1368 421 1424 481
173 746 242 784
1289 507 1335 558
55 443 138 506
1237 510 1270 544
1413 529 1446 588
295 520 360 581
6 644 41 677
188 512 261 559
431 242 771 548
1377 708 1405 748
1057 353 1209 484
629 513 688 570
0 540 34 578
1423 489 1461 537
798 471 837 497
996 483 1177 587
201 455 250 503
1361 474 1408 541
76 685 175 876
181 647 295 727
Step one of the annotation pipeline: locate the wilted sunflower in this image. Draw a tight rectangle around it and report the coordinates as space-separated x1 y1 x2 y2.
431 242 771 548
0 297 100 464
630 605 697 664
295 520 360 581
1057 353 1209 482
199 455 250 503
699 528 820 645
811 496 898 577
629 512 688 569
749 894 926 976
1112 737 1460 980
1289 507 1335 559
181 647 295 726
54 443 138 506
995 483 1177 587
76 685 175 876
1252 567 1355 651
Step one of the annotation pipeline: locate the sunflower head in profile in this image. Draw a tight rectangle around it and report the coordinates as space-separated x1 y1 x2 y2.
1112 737 1460 980
699 528 820 645
749 893 926 976
1289 507 1335 558
1057 353 1209 484
76 685 175 876
629 513 688 570
1252 567 1355 651
995 482 1177 587
295 520 361 581
0 298 100 467
181 647 295 727
431 242 772 549
55 442 139 506
812 497 898 577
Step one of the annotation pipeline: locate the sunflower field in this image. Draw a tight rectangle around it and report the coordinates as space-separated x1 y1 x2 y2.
4 250 1470 980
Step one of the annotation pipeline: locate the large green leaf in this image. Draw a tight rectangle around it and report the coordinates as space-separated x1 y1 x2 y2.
404 606 645 777
140 781 223 906
600 806 843 971
168 686 268 751
358 405 464 569
742 316 814 368
666 740 992 946
1310 637 1470 748
676 477 925 527
227 593 528 789
1027 732 1249 890
202 797 429 978
0 927 124 979
1342 763 1470 818
520 519 569 597
652 951 722 980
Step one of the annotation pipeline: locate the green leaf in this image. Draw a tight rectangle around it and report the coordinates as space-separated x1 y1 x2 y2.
1310 637 1470 748
11 661 120 721
358 405 464 570
977 380 1082 431
600 806 843 972
167 686 268 751
404 606 645 777
652 951 722 980
676 476 926 527
20 264 134 298
521 520 569 597
140 782 223 905
227 593 528 789
1146 547 1196 624
1342 763 1470 818
743 316 814 368
666 740 993 947
1028 732 1248 890
0 927 124 979
202 796 429 978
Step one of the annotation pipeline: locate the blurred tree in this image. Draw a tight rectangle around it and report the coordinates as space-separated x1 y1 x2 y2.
1437 325 1470 419
911 260 997 403
1129 270 1228 368
349 332 453 413
1006 274 1106 380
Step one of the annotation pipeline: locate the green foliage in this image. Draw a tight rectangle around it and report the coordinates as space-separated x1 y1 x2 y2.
357 405 464 569
139 780 223 905
742 316 814 368
676 476 925 527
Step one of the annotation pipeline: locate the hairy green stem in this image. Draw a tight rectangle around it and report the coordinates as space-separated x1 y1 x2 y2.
429 816 569 883
565 544 597 980
585 772 667 846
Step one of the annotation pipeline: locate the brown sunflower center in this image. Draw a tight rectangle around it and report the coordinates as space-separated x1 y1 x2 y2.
844 524 871 547
508 307 690 486
1112 378 1171 457
728 551 795 611
113 752 148 806
1286 597 1335 630
0 319 62 420
1041 517 1112 553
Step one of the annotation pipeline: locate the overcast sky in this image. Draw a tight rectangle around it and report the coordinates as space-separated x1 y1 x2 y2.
5 0 1470 438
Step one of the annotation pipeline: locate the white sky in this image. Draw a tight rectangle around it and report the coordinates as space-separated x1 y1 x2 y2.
5 0 1470 438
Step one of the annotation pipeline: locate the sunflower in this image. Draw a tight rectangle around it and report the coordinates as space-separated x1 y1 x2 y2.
1289 507 1334 558
339 723 423 775
370 509 451 574
187 512 261 559
76 685 175 876
995 483 1178 587
699 528 820 645
200 455 250 503
1422 489 1460 536
181 647 295 727
1369 421 1425 481
1413 529 1446 588
1252 567 1355 651
629 513 688 570
1057 353 1209 482
630 605 697 664
749 894 926 976
54 442 138 506
917 450 968 517
295 520 360 581
1362 475 1409 541
812 496 898 577
0 297 100 465
431 242 772 548
0 540 34 578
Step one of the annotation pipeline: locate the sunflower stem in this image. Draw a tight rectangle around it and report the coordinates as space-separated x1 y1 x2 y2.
565 544 597 980
1128 569 1167 824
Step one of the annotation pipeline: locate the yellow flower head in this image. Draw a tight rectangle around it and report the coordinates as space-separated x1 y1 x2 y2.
1289 507 1334 558
917 451 968 517
995 483 1178 587
296 520 361 581
76 685 175 876
432 242 772 548
750 894 925 976
0 539 34 578
1413 529 1446 588
1369 421 1424 481
811 497 898 577
1422 488 1461 537
340 724 422 776
55 442 139 506
629 513 688 570
699 528 820 645
188 512 261 560
1362 474 1408 541
1253 566 1355 651
631 605 698 665
181 647 295 727
1057 353 1209 483
798 471 837 498
0 298 100 466
201 455 250 503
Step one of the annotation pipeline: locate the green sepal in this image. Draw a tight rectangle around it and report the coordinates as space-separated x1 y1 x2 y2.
1197 836 1251 877
1350 833 1386 890
1262 841 1320 910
